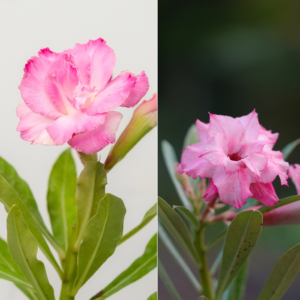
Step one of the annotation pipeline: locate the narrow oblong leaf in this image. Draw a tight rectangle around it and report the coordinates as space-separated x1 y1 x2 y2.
281 139 300 160
215 210 262 300
119 203 157 245
158 258 182 300
72 194 126 295
7 205 55 300
174 206 199 229
259 195 300 214
0 157 60 255
258 244 300 300
158 197 200 265
161 140 192 209
93 234 157 299
147 292 157 300
47 149 77 251
74 161 107 250
0 175 62 277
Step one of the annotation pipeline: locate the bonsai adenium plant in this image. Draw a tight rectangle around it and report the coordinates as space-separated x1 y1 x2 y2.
0 38 157 300
159 111 300 300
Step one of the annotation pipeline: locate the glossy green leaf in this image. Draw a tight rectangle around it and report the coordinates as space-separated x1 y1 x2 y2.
77 151 98 165
281 139 300 160
215 210 262 300
183 123 199 151
161 140 192 209
174 206 199 229
158 258 182 300
47 149 77 251
158 197 200 265
206 228 227 250
259 195 300 214
258 244 300 300
72 194 126 295
147 292 157 300
0 175 62 277
199 297 209 300
119 203 157 245
14 283 39 300
0 157 61 256
7 205 55 300
74 161 107 250
159 223 201 292
94 234 157 299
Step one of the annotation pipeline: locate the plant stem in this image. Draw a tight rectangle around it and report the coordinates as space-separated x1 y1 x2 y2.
196 225 214 300
59 282 74 300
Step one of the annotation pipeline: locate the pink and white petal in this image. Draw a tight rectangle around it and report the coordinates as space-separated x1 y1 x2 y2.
239 140 268 158
237 110 260 143
121 71 149 108
242 152 268 177
72 38 116 91
289 164 300 194
212 166 253 209
46 111 106 145
203 180 219 202
20 56 63 119
179 143 215 179
16 103 32 118
196 119 209 145
85 72 136 115
38 48 59 62
250 182 279 206
17 111 56 145
68 111 123 154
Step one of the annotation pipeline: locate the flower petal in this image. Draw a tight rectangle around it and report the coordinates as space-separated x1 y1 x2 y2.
289 164 300 194
237 110 260 143
242 152 268 177
203 180 219 202
196 119 209 145
120 71 149 108
68 111 123 154
84 72 136 115
250 182 278 206
46 112 106 145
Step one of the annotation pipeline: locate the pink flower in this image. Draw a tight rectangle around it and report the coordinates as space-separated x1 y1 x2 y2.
289 164 300 194
16 38 149 154
179 111 289 209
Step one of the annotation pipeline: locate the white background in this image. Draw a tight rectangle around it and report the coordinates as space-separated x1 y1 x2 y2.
0 0 157 299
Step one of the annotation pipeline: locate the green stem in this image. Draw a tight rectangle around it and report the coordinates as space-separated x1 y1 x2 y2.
196 226 214 300
59 282 74 300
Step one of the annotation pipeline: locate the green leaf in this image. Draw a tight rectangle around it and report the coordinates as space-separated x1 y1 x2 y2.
72 194 126 295
215 210 262 300
161 140 192 209
183 123 199 151
74 161 107 250
159 223 201 292
77 151 98 165
258 244 300 300
7 205 55 300
206 228 227 250
210 248 223 275
0 175 62 278
174 206 199 229
158 258 182 300
259 195 300 214
199 297 209 300
281 139 300 160
47 149 77 252
0 157 61 256
119 203 157 245
147 292 157 300
158 197 200 265
94 234 157 299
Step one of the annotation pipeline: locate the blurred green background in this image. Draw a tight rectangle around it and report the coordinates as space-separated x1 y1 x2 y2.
158 0 300 299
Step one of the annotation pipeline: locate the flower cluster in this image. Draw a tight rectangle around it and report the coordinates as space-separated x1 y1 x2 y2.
16 38 149 154
179 111 289 209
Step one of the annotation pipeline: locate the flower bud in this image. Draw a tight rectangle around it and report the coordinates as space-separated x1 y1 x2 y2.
104 94 157 172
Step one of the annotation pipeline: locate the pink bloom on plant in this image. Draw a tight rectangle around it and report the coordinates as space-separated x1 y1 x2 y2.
289 164 300 194
179 111 289 209
16 38 149 154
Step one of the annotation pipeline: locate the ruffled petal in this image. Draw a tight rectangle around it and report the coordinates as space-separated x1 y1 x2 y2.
16 103 32 118
289 164 300 194
121 71 149 108
242 152 268 177
203 180 219 202
84 72 136 115
196 119 209 145
46 111 106 145
212 166 253 209
237 110 260 143
17 111 56 145
68 111 123 154
250 182 279 206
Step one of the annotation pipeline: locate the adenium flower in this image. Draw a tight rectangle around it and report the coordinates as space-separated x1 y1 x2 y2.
16 38 149 154
179 111 289 209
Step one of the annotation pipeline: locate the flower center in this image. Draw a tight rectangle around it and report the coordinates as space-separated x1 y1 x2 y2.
228 152 242 161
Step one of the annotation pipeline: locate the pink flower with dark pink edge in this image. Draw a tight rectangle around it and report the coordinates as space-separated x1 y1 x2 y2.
178 111 289 209
16 38 149 154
